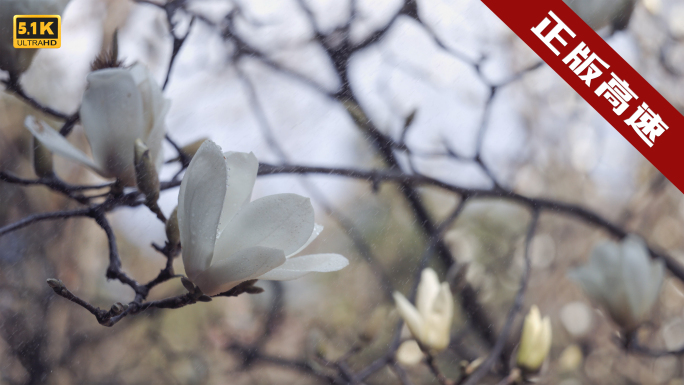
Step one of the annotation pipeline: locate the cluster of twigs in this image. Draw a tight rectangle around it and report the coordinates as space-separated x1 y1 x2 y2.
1 0 683 383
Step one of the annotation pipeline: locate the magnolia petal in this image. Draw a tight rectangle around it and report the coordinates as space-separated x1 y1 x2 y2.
130 63 166 136
178 140 227 280
396 340 424 366
214 193 315 260
572 239 642 330
517 306 542 370
130 63 169 172
286 223 324 258
587 241 633 323
216 151 259 237
540 316 553 363
192 246 286 296
145 98 169 174
25 116 105 174
80 67 146 185
257 253 348 281
621 237 654 322
393 292 424 343
433 283 454 320
568 265 608 305
422 283 454 351
416 268 441 318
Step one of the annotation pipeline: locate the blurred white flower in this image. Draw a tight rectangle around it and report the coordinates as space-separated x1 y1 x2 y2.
516 305 552 372
0 0 70 76
396 340 424 365
642 0 661 15
569 236 664 331
25 63 168 186
557 344 583 373
564 0 636 30
393 268 454 352
668 4 684 38
177 140 348 296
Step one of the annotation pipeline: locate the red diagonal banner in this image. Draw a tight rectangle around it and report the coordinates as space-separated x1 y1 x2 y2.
481 0 683 190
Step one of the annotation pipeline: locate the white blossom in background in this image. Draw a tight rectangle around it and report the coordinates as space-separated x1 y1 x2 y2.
668 4 684 38
563 0 636 30
393 268 454 352
643 0 661 15
396 340 424 366
177 140 348 296
569 236 664 331
0 0 71 76
516 305 552 372
25 63 168 186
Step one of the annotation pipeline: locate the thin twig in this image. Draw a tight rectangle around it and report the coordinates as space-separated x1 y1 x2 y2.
461 209 539 385
0 208 91 236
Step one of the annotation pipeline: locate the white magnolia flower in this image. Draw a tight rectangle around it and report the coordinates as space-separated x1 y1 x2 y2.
393 268 454 351
516 305 552 372
569 236 664 331
177 140 349 296
25 63 169 186
564 0 636 31
0 0 70 75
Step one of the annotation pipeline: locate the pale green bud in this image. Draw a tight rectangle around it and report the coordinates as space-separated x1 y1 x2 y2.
516 305 552 372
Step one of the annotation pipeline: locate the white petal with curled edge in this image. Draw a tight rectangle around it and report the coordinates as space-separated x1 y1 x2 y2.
216 151 259 237
178 140 227 280
214 193 315 260
257 253 349 280
80 67 145 185
193 246 286 296
286 223 324 258
25 116 105 175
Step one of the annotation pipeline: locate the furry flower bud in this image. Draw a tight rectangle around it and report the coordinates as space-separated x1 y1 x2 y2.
166 207 181 247
134 139 160 202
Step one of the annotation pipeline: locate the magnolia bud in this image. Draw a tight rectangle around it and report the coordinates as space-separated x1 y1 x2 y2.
244 285 264 294
181 276 196 293
33 136 54 178
168 138 208 164
558 344 583 373
166 207 180 247
134 139 160 202
110 302 125 315
516 305 552 372
46 278 63 290
180 138 207 159
134 139 164 220
396 340 424 365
